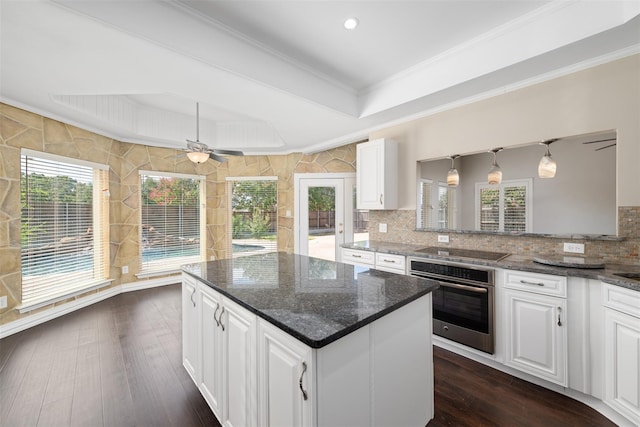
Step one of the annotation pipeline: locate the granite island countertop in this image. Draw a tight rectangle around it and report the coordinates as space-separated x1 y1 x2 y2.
181 252 439 348
342 240 640 292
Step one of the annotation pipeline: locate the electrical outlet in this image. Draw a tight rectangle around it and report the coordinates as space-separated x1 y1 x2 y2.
438 235 449 243
379 223 388 233
563 243 585 254
122 265 129 274
0 296 7 309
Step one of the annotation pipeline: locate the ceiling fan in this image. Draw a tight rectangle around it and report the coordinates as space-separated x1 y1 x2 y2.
184 102 244 163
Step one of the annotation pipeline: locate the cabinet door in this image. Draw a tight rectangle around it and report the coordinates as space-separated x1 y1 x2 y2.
604 308 640 426
221 298 257 427
182 275 200 384
258 321 313 427
504 289 567 386
356 139 397 209
200 286 223 418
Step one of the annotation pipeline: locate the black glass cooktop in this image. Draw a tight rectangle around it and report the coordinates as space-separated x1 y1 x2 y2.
415 247 510 261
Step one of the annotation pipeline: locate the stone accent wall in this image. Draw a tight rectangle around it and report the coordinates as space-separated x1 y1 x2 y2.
368 207 640 265
0 103 356 325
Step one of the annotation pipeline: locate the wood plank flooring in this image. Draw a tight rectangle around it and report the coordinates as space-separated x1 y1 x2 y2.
0 284 617 427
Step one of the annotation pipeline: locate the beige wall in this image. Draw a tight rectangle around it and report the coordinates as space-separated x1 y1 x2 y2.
370 54 640 209
0 103 355 324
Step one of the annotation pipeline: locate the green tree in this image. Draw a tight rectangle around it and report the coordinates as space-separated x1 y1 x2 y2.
141 176 199 206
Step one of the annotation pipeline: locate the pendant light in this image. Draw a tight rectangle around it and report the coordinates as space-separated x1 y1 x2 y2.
447 155 460 187
487 148 503 185
538 139 557 178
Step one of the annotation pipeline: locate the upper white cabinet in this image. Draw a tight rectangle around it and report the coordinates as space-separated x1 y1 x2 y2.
356 139 398 210
503 270 568 386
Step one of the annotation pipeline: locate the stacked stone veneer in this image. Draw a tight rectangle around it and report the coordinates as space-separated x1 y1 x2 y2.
368 208 640 265
0 103 356 324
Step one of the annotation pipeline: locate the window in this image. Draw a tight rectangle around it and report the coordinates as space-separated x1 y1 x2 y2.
139 171 204 273
20 150 109 307
476 179 532 232
227 177 277 258
418 179 456 229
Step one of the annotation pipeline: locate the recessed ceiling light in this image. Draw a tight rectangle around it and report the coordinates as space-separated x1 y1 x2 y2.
344 17 359 30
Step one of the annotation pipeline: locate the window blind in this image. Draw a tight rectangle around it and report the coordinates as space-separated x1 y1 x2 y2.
140 172 203 273
477 180 531 232
418 179 433 228
20 151 109 306
227 178 278 258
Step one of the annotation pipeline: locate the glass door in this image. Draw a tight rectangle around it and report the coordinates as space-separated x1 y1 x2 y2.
299 178 344 261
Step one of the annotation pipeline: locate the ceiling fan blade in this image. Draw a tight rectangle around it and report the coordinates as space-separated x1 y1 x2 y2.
582 138 616 144
213 148 244 156
594 143 616 151
209 153 228 163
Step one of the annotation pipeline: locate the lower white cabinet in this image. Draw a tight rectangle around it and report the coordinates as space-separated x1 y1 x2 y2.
200 285 223 419
258 320 313 427
603 283 640 426
182 275 200 384
503 271 567 386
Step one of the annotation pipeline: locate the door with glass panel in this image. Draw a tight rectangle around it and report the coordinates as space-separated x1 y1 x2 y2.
296 175 368 261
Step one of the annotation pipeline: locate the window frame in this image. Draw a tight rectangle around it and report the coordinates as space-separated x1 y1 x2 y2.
475 179 533 232
138 170 206 277
19 149 111 311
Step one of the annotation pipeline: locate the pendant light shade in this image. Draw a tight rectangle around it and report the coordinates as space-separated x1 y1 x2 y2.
447 155 460 187
487 148 503 185
538 140 557 178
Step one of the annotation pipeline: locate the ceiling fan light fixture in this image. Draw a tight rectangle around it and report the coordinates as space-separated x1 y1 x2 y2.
487 148 503 185
447 155 460 187
187 151 209 164
538 140 557 178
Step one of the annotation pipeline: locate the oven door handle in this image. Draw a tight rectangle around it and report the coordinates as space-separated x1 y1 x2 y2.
438 281 488 294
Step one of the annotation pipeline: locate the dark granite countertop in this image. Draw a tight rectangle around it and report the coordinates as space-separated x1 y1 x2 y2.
181 252 439 349
342 240 640 292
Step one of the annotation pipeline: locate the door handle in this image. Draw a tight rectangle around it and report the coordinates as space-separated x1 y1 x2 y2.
214 302 220 327
557 306 562 327
299 361 308 401
219 306 225 332
190 288 196 307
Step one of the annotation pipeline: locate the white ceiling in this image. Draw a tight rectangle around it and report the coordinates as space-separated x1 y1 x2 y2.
1 0 639 155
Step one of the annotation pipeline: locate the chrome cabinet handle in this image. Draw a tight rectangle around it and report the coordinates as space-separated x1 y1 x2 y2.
379 194 383 205
352 254 362 258
214 302 220 327
299 361 308 401
383 259 396 263
219 306 225 332
190 287 196 307
520 280 545 287
557 307 562 327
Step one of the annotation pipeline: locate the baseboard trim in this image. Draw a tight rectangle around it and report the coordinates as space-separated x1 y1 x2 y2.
0 276 180 339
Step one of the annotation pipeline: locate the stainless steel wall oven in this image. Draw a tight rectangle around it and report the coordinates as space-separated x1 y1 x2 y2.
408 257 495 354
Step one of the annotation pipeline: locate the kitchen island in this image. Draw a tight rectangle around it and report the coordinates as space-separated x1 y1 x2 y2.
181 252 439 427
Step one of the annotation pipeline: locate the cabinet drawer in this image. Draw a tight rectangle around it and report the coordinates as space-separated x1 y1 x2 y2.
504 270 567 297
342 248 375 266
375 253 406 273
602 282 640 318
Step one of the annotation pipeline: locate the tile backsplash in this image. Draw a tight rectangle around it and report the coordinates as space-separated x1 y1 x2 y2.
368 207 640 265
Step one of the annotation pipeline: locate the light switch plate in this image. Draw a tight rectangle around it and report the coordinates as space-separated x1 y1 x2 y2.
0 296 7 309
122 265 129 274
438 235 449 243
563 243 585 254
379 223 388 233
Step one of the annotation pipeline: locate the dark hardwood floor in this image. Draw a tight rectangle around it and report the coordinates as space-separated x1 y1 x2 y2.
0 284 617 427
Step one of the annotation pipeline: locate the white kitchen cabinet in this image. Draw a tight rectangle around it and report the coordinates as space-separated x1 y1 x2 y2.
200 285 223 419
221 297 258 427
258 320 313 427
341 248 374 268
356 139 398 210
374 252 406 274
603 283 640 426
503 271 567 386
182 274 200 384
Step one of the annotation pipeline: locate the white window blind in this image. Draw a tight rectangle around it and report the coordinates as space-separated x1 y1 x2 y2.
21 151 109 306
140 172 204 273
476 179 532 232
418 179 433 229
438 183 456 229
227 177 278 258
